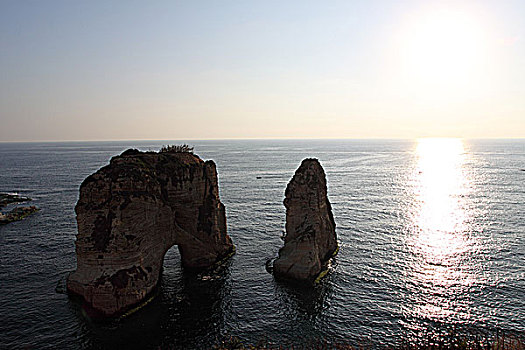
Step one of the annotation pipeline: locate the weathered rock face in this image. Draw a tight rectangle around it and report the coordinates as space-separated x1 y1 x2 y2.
273 159 337 282
67 149 234 317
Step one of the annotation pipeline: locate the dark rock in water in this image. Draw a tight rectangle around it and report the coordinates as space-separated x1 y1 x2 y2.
67 149 235 317
0 193 39 225
0 192 31 210
0 205 40 225
273 159 338 282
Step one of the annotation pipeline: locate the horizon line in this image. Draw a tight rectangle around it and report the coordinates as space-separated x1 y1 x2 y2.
0 136 524 143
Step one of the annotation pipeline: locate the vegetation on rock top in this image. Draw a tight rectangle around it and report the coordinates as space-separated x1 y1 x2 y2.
159 144 194 154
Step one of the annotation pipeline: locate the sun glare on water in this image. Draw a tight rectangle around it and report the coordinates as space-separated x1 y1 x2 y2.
402 138 480 323
415 138 468 241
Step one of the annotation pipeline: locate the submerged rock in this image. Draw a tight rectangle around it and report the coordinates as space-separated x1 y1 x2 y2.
273 159 337 282
67 149 234 317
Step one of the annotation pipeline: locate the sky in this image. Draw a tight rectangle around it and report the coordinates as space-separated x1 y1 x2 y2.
1 0 524 141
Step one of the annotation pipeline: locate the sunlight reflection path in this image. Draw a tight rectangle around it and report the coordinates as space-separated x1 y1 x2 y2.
402 138 478 324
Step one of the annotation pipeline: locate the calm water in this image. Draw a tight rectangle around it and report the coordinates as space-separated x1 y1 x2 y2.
0 139 524 349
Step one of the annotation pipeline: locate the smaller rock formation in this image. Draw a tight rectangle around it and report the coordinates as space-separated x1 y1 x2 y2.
0 193 39 225
273 159 337 282
67 148 234 317
0 193 31 208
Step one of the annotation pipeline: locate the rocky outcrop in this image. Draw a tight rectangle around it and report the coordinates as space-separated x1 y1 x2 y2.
0 206 40 225
67 149 234 317
0 193 39 225
0 193 32 208
273 159 337 282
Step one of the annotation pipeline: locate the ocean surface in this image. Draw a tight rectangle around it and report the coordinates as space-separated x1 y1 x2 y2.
0 139 524 349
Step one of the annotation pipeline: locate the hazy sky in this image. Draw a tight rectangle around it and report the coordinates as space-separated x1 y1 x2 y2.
1 1 524 141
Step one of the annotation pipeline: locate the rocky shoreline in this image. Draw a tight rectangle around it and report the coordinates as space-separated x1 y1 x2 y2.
0 193 40 225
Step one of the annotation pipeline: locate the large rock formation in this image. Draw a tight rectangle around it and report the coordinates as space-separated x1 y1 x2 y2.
67 149 234 317
273 159 337 282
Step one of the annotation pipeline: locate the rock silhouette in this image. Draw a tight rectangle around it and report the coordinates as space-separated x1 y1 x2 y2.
273 159 337 282
67 149 234 317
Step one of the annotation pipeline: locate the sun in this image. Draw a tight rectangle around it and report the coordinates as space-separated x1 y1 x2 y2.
395 8 488 91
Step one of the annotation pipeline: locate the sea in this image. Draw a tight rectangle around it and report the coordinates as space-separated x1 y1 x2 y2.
0 139 523 349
